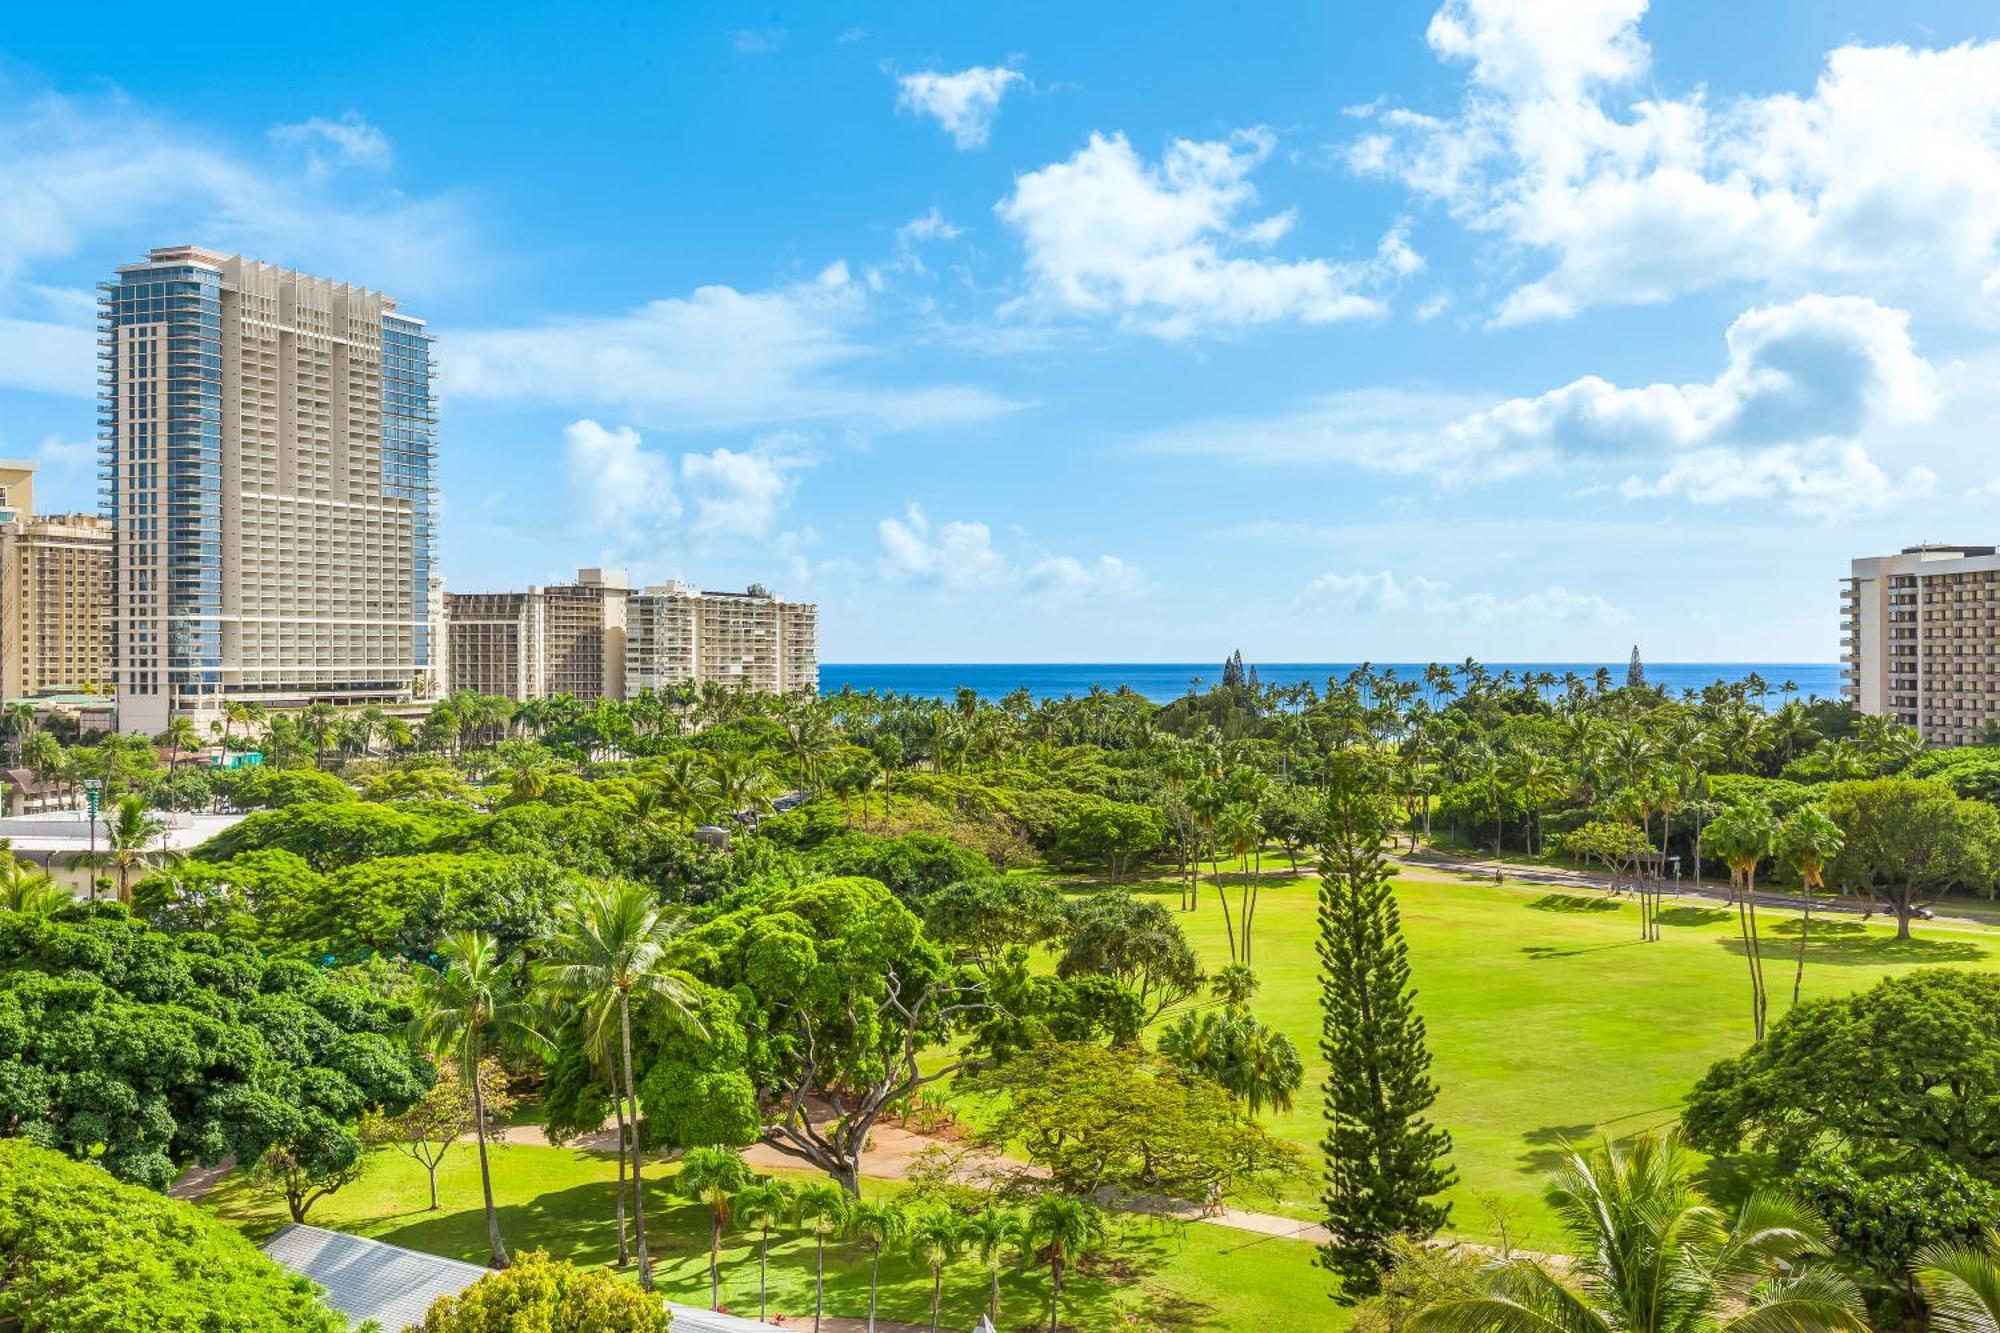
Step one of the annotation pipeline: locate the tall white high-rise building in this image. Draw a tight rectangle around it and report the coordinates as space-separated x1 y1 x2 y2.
1843 543 2000 746
101 247 437 733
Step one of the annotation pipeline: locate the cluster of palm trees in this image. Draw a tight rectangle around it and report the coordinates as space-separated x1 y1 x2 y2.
674 1165 1105 1333
407 887 1109 1330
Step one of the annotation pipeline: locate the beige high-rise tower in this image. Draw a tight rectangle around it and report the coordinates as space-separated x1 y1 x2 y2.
0 461 115 700
625 581 817 695
102 247 437 733
1843 543 2000 746
443 568 629 703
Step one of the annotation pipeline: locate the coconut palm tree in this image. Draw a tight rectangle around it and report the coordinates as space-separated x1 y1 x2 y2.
1217 801 1262 964
676 1146 753 1310
849 1198 907 1333
538 883 700 1292
1708 801 1779 1039
0 857 65 915
795 1181 852 1333
66 794 183 906
1409 1131 1865 1333
1916 1234 2000 1333
156 715 201 781
1025 1196 1106 1333
909 1208 965 1333
733 1177 795 1323
1774 806 1845 1006
409 931 547 1270
2 701 35 765
964 1206 1023 1328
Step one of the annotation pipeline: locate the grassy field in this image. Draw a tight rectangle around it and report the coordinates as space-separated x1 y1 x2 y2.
1111 862 2000 1246
207 1142 1330 1332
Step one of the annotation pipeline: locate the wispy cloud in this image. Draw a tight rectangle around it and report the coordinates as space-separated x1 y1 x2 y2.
896 64 1025 149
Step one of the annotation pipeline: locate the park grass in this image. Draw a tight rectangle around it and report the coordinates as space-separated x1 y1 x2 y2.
204 1140 1334 1332
1093 862 2000 1248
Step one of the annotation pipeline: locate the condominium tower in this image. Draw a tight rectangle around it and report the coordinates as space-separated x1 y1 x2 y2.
626 582 817 696
0 461 115 698
444 568 628 703
1843 543 2000 746
101 246 437 734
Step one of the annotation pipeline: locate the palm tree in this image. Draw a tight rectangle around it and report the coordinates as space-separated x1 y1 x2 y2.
849 1198 907 1333
964 1206 1023 1328
1409 1132 1865 1333
733 1178 795 1323
67 794 183 906
156 714 201 781
1708 801 1779 1039
0 857 65 915
1025 1196 1106 1333
908 1208 965 1333
538 883 700 1292
1774 806 1845 1006
2 701 35 765
1916 1234 2000 1333
1217 802 1262 964
677 1146 753 1310
795 1181 852 1333
409 931 546 1270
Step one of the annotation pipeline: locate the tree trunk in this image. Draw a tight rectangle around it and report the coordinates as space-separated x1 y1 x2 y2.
868 1253 880 1332
759 1231 771 1321
930 1269 942 1333
1049 1258 1064 1333
622 995 653 1290
1214 861 1239 964
613 1086 630 1266
1896 895 1913 940
990 1266 1002 1323
1792 884 1811 1005
427 1161 440 1211
710 1210 721 1308
814 1235 826 1333
471 1052 508 1269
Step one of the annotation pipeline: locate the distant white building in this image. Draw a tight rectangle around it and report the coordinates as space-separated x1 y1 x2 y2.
1843 543 2000 745
626 581 817 696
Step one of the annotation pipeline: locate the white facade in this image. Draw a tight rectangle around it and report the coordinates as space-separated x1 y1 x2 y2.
626 582 817 696
1844 543 2000 745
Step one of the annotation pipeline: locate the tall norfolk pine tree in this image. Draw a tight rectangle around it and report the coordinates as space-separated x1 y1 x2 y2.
1318 754 1455 1301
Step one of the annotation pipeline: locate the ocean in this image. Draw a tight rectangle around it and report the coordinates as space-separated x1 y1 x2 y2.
819 662 1844 706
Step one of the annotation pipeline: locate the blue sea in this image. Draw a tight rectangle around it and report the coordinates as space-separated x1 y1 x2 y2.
820 662 1843 706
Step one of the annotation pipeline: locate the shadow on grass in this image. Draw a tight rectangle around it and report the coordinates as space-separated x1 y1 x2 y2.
1521 940 1641 959
1656 905 1731 928
1526 893 1621 914
359 1179 1149 1331
1714 928 1987 966
1517 1122 1598 1176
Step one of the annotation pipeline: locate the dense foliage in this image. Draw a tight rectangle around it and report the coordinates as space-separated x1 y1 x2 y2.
0 1137 346 1332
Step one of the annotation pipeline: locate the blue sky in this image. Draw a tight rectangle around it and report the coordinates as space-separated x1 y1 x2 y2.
5 1 2000 664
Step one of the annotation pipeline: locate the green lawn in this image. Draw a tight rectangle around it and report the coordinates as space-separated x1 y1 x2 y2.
206 1142 1334 1332
1108 863 2000 1247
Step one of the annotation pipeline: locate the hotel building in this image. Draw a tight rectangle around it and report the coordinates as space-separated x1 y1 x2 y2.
0 462 115 699
444 568 628 703
625 581 817 696
1843 543 2000 746
100 246 438 734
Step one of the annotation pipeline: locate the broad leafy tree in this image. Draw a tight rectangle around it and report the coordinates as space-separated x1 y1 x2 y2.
414 1249 673 1332
1820 778 2000 939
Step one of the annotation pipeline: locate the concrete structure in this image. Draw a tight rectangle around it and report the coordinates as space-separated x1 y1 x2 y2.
625 581 818 696
101 246 438 734
0 461 115 699
1843 543 2000 745
260 1224 789 1332
443 567 627 702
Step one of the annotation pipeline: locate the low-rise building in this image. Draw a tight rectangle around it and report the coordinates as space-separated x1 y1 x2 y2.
1843 543 2000 745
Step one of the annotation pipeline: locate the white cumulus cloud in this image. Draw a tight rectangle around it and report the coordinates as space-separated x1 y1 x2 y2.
876 504 1146 602
1297 568 1627 624
896 65 1024 149
447 263 1018 433
998 129 1411 337
562 420 679 542
1134 294 1940 516
1352 0 2000 323
680 434 815 539
269 111 392 180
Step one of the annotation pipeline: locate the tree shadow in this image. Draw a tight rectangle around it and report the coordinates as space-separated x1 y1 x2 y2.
1655 906 1730 928
1517 1122 1597 1176
1714 929 1988 966
1525 893 1621 914
1521 940 1640 959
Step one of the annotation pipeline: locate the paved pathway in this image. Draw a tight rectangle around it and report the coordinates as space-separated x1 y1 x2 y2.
169 1156 235 1200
